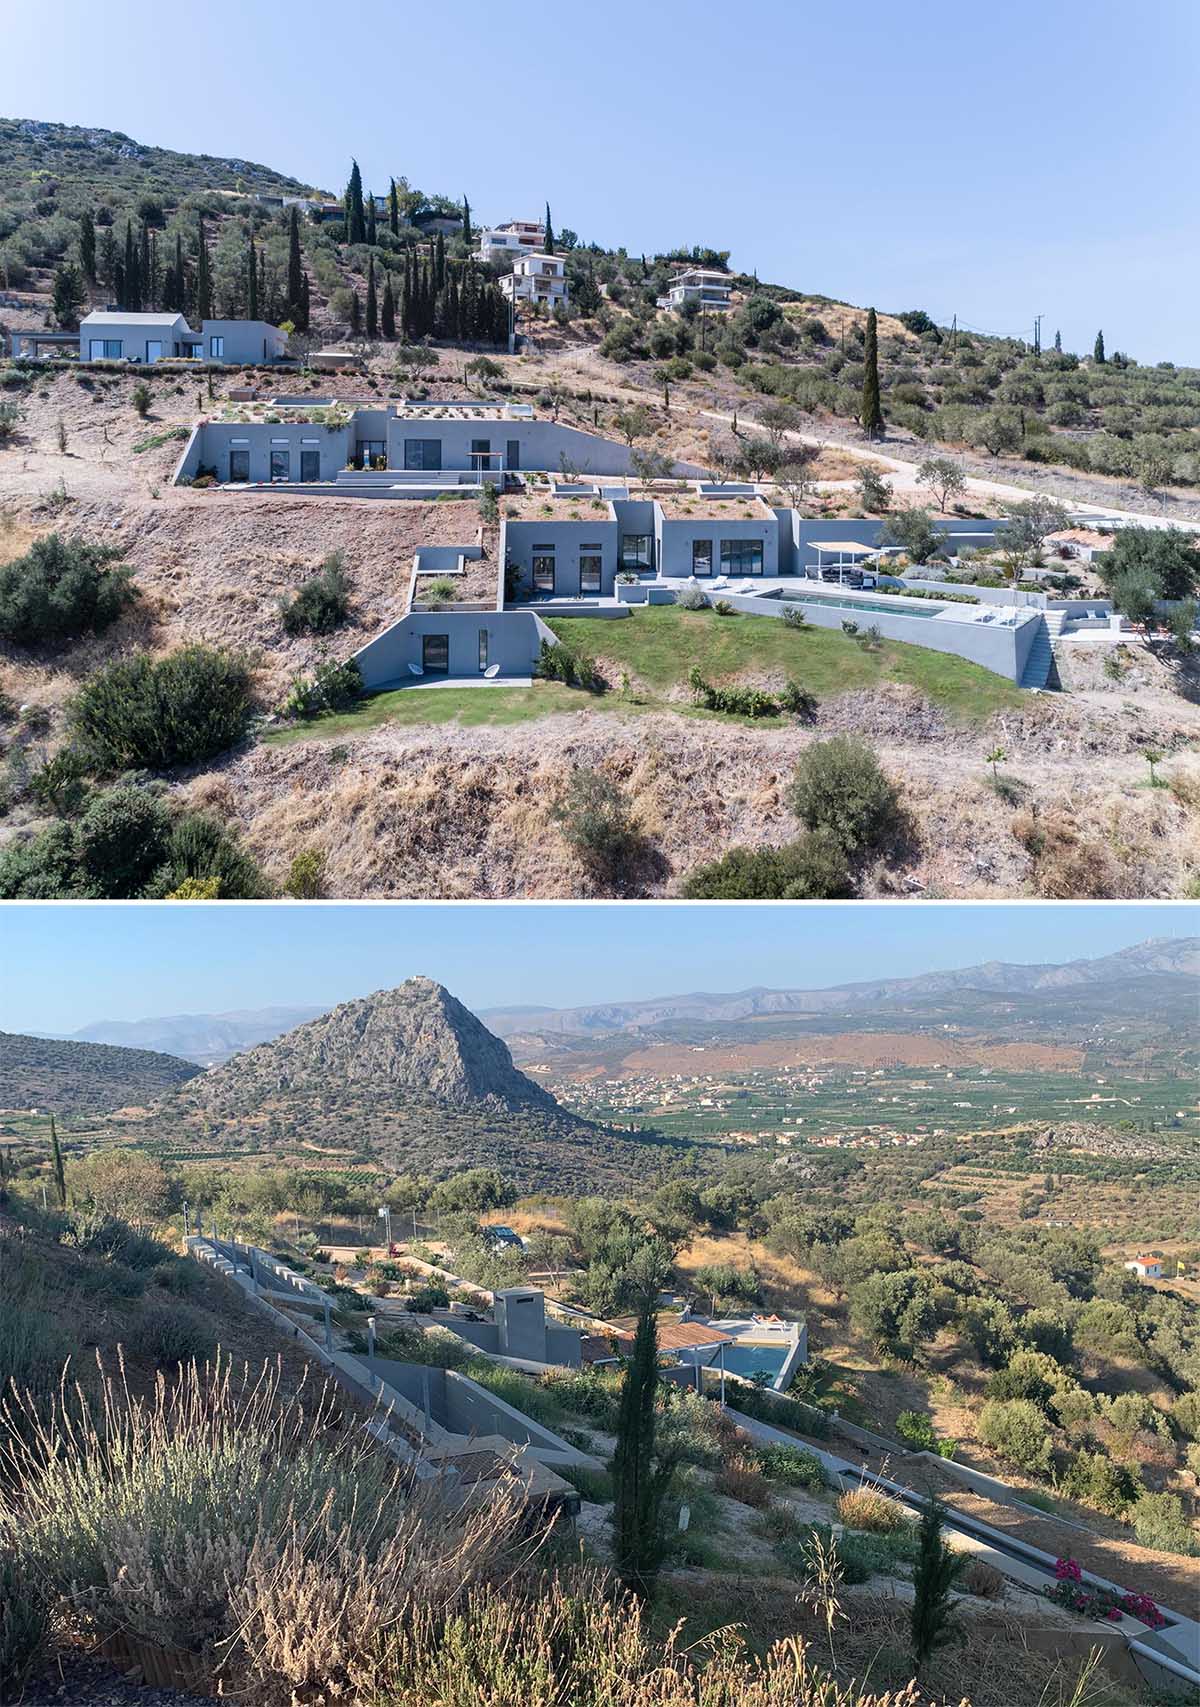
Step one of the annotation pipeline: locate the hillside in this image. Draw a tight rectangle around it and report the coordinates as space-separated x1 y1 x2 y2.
0 1028 200 1115
131 977 685 1189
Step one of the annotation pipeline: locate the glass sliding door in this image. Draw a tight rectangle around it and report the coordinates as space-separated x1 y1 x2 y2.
532 552 556 595
422 633 449 675
579 551 603 594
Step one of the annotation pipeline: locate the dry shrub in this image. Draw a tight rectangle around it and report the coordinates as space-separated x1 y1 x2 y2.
959 1557 1005 1600
835 1488 906 1534
1011 809 1124 900
714 1459 772 1509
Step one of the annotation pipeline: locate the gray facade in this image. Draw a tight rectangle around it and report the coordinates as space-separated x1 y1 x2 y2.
504 518 620 599
79 311 287 366
353 609 554 691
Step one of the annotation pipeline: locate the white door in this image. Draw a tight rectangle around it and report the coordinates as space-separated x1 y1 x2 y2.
146 341 163 363
89 340 105 361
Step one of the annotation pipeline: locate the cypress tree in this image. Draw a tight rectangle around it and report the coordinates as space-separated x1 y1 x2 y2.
388 177 399 236
287 206 304 320
78 211 96 282
345 159 366 244
1094 330 1106 364
434 230 446 294
246 231 258 320
139 222 151 307
544 201 555 254
122 220 139 310
366 257 378 338
49 1114 67 1209
349 288 361 334
611 1296 671 1600
98 228 118 291
381 274 396 338
195 217 212 321
299 271 311 332
861 306 884 439
910 1499 965 1673
367 194 378 247
462 194 471 246
1054 328 1062 353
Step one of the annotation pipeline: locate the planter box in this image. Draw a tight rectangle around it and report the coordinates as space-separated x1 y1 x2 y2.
616 582 647 603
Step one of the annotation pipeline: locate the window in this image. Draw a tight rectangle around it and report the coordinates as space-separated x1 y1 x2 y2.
269 448 290 481
532 551 556 595
229 448 250 483
579 550 603 594
621 534 653 572
692 539 713 576
208 335 224 359
478 628 489 672
506 438 520 471
357 438 386 469
720 538 764 576
404 438 442 471
300 450 320 481
90 339 122 360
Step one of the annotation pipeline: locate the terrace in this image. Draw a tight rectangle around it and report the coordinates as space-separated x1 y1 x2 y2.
652 489 776 522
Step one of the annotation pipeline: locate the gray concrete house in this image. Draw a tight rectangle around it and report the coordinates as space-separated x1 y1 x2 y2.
78 310 287 365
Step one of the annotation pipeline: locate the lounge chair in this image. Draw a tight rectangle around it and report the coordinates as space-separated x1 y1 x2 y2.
483 663 500 679
408 662 424 677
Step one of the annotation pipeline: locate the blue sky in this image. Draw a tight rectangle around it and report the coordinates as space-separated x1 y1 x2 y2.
0 904 1190 1035
1 0 1193 363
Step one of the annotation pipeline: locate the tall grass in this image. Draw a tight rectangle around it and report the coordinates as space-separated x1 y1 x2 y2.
1 1353 529 1693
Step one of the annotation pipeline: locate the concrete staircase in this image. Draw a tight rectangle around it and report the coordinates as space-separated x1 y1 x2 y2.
1019 615 1057 690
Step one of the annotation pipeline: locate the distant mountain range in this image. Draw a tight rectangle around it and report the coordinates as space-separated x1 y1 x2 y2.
480 938 1200 1040
34 938 1198 1063
43 1007 326 1065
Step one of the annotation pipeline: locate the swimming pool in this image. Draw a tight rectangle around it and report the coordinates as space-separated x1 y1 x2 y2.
681 1342 790 1380
768 587 945 619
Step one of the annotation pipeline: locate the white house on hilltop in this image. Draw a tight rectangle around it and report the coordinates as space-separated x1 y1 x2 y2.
500 253 568 309
476 220 546 263
656 268 733 313
1123 1254 1164 1280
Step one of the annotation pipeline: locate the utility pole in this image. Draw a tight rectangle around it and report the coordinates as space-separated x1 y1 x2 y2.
1032 314 1043 357
183 1200 190 1238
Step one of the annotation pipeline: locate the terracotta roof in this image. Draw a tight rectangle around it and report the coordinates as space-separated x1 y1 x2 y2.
654 1320 736 1351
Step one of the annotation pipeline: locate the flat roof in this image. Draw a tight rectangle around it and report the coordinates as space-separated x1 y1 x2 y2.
81 310 187 326
654 490 775 521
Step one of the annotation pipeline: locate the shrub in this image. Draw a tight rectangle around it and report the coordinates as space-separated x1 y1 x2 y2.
779 680 818 720
126 1303 213 1369
0 786 266 900
787 737 904 860
0 533 135 645
977 1398 1054 1473
713 1460 771 1508
1130 1492 1196 1556
131 381 151 417
280 553 350 635
0 399 27 441
536 638 602 691
422 577 457 606
675 583 709 610
680 832 853 899
1060 1449 1139 1518
70 645 253 770
756 1444 826 1489
551 768 644 887
960 1558 1004 1599
0 1550 50 1696
836 1488 906 1533
895 1411 939 1451
280 657 362 720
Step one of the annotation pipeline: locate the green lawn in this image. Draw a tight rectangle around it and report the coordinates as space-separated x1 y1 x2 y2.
262 682 592 745
552 608 1023 723
263 607 1021 746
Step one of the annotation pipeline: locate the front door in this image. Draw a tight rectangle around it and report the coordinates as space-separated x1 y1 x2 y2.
300 450 320 481
229 448 250 483
422 633 449 675
146 341 163 363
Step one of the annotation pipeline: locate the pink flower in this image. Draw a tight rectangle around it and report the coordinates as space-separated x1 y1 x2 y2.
1107 1608 1122 1621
